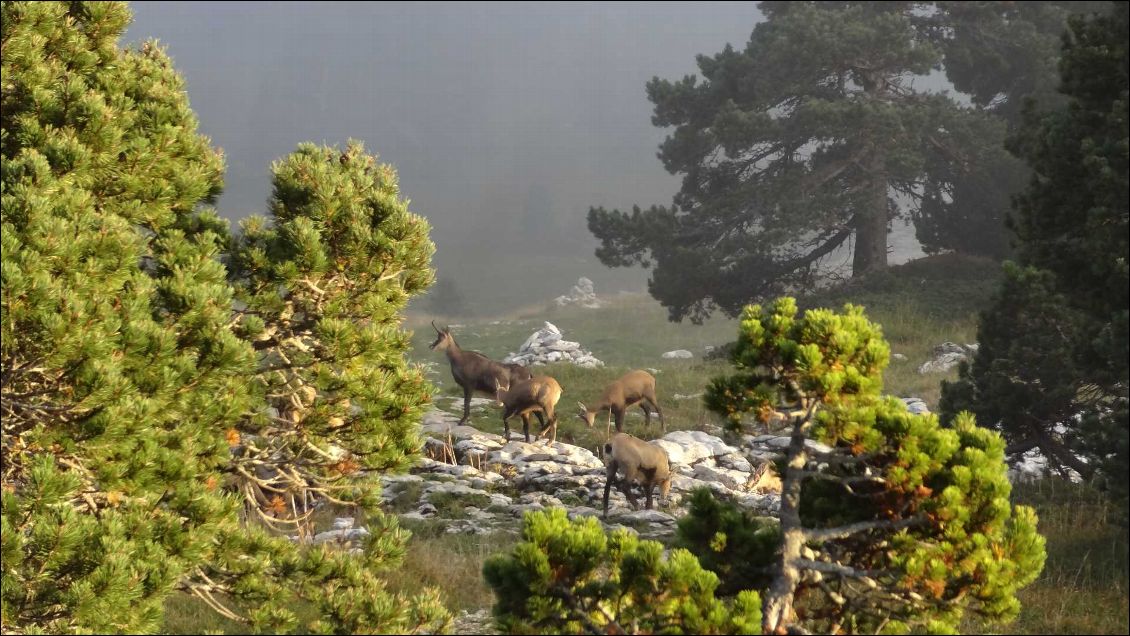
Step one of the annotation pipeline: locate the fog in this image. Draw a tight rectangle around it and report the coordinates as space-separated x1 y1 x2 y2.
126 1 922 316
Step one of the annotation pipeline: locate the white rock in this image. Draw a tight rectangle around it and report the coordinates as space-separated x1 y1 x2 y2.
616 509 676 524
901 397 930 414
693 463 749 490
656 430 738 466
661 349 694 359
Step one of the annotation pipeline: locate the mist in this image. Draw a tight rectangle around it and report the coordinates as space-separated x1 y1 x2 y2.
126 1 926 317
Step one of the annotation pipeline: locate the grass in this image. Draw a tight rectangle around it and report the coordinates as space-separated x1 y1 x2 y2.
386 520 516 614
968 480 1129 635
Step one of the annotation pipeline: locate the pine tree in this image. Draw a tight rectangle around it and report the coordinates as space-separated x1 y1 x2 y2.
483 508 762 635
225 140 436 530
2 2 250 631
941 3 1128 514
185 141 449 633
911 1 1108 259
2 3 449 632
702 298 1045 634
587 2 1006 323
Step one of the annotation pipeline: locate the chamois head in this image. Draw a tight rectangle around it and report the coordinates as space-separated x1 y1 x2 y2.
576 402 596 427
493 377 510 407
428 320 454 352
658 471 672 501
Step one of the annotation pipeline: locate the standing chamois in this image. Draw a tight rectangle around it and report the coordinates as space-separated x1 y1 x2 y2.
577 369 665 433
493 376 562 444
429 322 532 425
602 432 672 517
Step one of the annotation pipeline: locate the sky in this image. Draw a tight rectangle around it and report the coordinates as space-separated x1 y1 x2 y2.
124 1 921 315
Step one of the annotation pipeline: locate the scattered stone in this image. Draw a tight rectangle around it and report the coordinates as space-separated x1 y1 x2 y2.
891 352 908 362
918 342 978 374
554 277 603 309
661 349 693 359
504 322 604 368
673 392 704 401
901 397 930 414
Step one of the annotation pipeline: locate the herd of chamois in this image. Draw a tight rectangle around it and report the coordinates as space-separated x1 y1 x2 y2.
428 322 673 516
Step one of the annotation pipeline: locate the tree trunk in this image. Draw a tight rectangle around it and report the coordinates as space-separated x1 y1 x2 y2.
761 407 813 634
852 162 889 276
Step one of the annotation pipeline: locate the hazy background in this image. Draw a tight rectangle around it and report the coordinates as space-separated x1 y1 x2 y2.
126 1 922 317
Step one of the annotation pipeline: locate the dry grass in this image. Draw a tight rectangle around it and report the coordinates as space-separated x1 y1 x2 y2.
384 521 515 614
968 480 1129 634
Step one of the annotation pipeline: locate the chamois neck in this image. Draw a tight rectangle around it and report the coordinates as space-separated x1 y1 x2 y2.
591 399 615 414
443 338 464 362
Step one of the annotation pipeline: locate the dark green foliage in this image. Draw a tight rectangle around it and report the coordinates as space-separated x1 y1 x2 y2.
911 2 1107 259
940 265 1089 476
483 508 762 635
2 3 449 632
674 489 778 596
943 2 1129 516
701 299 1045 633
587 2 1007 323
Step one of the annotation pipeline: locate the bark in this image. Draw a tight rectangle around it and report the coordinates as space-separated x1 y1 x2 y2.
761 404 814 634
852 155 889 276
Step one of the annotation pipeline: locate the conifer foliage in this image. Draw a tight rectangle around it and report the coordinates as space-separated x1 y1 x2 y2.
941 3 1129 514
700 299 1045 634
226 140 436 530
2 2 447 632
2 3 250 631
483 508 762 635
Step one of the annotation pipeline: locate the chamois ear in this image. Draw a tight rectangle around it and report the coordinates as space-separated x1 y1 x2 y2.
577 401 587 412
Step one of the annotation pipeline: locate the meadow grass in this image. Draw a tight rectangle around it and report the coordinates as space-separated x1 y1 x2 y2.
968 480 1129 635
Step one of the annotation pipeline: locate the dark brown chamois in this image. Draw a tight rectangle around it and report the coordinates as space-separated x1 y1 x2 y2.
429 322 532 425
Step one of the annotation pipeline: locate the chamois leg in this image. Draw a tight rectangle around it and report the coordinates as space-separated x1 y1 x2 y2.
639 403 651 428
501 410 512 441
459 386 473 425
644 396 665 432
533 411 548 439
619 466 640 509
520 413 532 443
614 408 625 433
603 459 619 517
640 466 658 509
537 414 558 445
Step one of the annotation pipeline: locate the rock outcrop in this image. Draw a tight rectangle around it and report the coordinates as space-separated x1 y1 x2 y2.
917 342 979 374
554 277 602 309
503 321 604 368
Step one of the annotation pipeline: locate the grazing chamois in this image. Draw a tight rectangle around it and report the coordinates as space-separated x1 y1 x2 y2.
602 432 672 517
429 322 532 425
494 376 563 444
577 369 665 433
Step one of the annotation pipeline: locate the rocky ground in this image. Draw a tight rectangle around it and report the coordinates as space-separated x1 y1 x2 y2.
376 408 790 540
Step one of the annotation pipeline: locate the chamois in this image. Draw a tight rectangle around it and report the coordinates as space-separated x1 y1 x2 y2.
602 432 672 517
494 376 562 444
577 369 665 433
429 322 532 425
